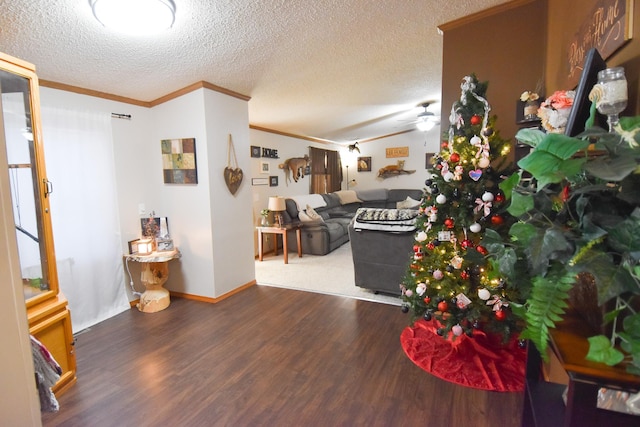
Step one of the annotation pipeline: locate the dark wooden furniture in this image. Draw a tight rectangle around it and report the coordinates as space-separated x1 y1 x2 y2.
522 309 640 426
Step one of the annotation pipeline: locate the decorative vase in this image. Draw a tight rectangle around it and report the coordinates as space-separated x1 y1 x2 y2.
261 216 269 226
523 100 539 121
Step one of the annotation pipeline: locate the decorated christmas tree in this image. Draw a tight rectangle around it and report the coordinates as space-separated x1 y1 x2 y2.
401 74 522 340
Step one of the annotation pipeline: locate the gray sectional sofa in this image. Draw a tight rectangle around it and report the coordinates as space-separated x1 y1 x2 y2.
282 188 422 256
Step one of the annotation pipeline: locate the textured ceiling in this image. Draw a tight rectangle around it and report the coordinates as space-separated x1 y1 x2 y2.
0 0 512 143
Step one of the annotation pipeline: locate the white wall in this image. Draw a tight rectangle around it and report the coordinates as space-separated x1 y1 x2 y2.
40 86 254 302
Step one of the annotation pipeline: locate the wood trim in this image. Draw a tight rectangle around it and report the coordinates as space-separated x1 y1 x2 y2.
359 128 416 143
0 51 36 72
39 80 151 107
438 0 536 32
249 125 337 145
39 79 250 108
170 280 256 303
149 81 251 106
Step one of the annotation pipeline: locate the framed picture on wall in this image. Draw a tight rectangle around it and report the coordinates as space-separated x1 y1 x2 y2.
269 176 279 186
425 153 435 169
251 146 261 158
260 161 270 174
357 156 371 172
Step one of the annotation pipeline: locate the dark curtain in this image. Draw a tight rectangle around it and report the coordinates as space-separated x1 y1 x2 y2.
309 147 342 194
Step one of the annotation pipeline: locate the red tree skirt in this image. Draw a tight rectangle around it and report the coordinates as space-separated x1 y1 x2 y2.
400 319 526 392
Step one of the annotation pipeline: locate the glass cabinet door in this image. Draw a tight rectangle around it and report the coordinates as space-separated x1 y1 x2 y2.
0 60 57 306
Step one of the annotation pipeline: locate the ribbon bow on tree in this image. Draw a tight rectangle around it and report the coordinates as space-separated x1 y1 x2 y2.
474 198 492 217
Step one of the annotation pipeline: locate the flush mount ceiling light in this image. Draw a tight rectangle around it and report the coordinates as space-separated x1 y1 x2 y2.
90 0 176 35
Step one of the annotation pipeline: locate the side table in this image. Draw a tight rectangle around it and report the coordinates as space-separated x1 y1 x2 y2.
257 225 302 264
125 249 181 313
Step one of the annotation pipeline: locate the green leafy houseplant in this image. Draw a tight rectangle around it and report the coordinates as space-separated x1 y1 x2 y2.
490 114 640 375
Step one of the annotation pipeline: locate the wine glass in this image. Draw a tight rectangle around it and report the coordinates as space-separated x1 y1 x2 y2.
596 67 627 132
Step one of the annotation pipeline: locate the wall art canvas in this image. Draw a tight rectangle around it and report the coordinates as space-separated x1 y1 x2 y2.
162 138 198 184
357 156 372 172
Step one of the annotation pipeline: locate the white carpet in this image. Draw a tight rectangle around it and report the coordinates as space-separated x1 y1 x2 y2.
255 241 402 306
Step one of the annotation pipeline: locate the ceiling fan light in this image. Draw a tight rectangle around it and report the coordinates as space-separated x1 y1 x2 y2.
90 0 176 35
416 120 435 132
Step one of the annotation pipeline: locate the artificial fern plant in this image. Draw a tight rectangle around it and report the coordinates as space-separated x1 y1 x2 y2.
489 113 640 375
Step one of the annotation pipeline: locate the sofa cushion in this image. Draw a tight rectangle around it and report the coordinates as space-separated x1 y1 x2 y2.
396 196 421 209
356 188 388 201
334 190 362 205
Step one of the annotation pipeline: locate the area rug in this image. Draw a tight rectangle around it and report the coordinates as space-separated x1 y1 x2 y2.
400 319 526 392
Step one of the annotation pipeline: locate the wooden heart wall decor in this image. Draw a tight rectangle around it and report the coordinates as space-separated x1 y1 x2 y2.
224 134 243 195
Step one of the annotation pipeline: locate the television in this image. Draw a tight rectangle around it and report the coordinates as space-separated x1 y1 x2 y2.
564 48 608 137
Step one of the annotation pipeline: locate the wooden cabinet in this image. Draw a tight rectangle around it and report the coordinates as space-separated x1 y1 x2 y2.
0 52 76 395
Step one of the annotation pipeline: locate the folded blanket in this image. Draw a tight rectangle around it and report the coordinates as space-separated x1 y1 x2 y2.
355 208 418 224
353 208 417 232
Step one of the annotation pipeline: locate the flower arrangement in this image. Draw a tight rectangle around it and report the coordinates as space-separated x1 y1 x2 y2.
260 208 270 217
537 90 575 133
519 91 540 103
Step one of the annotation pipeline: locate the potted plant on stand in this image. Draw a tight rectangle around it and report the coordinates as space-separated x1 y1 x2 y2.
488 112 640 375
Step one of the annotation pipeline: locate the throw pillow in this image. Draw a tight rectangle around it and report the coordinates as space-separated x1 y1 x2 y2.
299 210 321 223
305 205 325 222
397 196 421 209
335 190 362 205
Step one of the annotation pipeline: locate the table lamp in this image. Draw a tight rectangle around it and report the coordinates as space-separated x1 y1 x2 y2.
268 196 286 228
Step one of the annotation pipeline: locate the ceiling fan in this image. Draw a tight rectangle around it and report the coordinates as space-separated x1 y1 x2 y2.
398 102 440 131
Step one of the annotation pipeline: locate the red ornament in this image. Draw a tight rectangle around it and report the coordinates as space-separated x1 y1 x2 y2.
413 245 421 253
441 141 449 149
476 245 488 255
495 193 505 203
427 242 435 250
461 239 474 249
410 263 420 270
490 214 504 225
460 270 469 280
470 115 482 125
423 296 431 304
437 301 449 312
450 152 460 163
561 185 570 202
495 310 507 321
444 218 455 229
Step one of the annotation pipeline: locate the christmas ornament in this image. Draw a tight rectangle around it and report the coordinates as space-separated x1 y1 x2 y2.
405 289 413 297
460 270 470 280
495 310 506 321
401 305 409 313
433 269 444 280
416 282 427 296
416 231 428 242
469 169 482 181
450 152 460 163
490 214 504 225
436 194 447 204
450 256 463 269
469 222 481 233
470 135 481 146
478 157 491 169
476 245 488 255
478 288 491 300
413 245 421 252
461 239 473 249
452 325 463 336
437 301 448 312
444 218 455 229
470 115 482 125
423 311 432 321
425 179 433 186
495 193 505 203
456 293 472 308
481 127 494 137
482 192 494 202
423 296 431 304
443 171 454 182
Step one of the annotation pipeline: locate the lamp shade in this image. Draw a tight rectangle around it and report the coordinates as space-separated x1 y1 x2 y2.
416 119 436 132
268 196 286 212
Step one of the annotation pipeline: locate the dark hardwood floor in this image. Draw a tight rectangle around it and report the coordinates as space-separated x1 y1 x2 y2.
42 285 523 426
